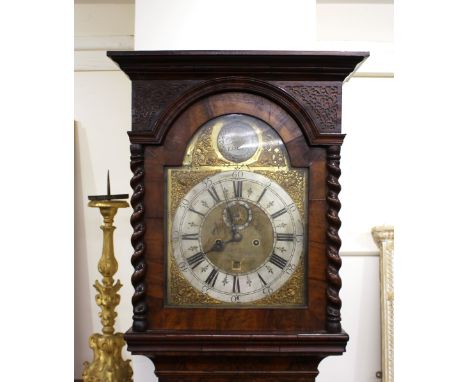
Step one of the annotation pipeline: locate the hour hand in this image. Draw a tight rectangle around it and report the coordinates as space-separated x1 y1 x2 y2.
205 233 243 254
205 239 225 254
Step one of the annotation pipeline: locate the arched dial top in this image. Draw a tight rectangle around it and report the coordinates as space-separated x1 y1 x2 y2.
183 113 290 168
171 170 304 304
166 113 307 307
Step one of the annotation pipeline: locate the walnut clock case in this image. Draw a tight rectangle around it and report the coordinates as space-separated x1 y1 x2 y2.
108 51 368 382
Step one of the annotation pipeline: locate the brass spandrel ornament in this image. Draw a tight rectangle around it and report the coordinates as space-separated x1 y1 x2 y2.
166 114 307 307
83 173 133 382
184 114 289 169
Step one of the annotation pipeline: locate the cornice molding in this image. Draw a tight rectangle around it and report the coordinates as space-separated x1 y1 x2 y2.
75 38 393 78
108 50 369 81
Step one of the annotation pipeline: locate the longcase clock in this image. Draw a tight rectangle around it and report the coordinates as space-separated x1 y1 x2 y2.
108 50 368 382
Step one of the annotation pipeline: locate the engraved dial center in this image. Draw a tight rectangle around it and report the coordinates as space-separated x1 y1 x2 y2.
201 201 273 275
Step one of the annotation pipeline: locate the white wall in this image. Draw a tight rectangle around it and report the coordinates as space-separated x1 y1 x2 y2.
75 1 393 381
340 77 395 254
317 2 393 42
135 0 315 50
320 256 381 381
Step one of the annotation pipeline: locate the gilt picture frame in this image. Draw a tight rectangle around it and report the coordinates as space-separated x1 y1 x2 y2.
372 225 394 382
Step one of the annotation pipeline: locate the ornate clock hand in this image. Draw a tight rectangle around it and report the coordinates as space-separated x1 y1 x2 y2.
205 239 225 254
205 232 243 255
222 188 237 237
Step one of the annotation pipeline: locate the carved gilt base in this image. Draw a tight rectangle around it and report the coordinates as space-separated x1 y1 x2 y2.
82 333 133 382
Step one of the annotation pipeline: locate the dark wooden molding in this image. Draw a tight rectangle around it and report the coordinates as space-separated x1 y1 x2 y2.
125 330 349 381
107 50 369 81
128 77 345 146
129 143 148 332
109 51 366 148
125 330 349 355
325 145 343 333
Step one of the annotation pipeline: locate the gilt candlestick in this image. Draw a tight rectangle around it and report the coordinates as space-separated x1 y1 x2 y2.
83 172 133 382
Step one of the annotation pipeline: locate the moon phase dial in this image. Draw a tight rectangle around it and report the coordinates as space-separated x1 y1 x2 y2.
216 114 260 163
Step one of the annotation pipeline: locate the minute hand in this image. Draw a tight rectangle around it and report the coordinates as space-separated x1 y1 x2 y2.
223 189 237 236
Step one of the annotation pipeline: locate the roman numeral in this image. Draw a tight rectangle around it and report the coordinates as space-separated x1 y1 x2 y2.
257 272 267 286
271 208 287 219
276 233 295 242
256 188 267 203
181 233 199 240
232 275 241 293
207 186 221 203
205 269 219 287
233 180 243 198
186 252 205 269
269 253 288 269
188 207 205 217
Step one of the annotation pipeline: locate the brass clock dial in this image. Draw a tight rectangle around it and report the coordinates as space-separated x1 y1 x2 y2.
171 170 304 303
166 113 307 307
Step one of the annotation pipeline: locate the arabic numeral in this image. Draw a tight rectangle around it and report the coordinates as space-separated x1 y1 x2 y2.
178 261 188 272
231 295 240 303
286 263 296 275
181 198 189 208
263 286 273 295
288 204 297 213
232 171 244 179
203 177 212 187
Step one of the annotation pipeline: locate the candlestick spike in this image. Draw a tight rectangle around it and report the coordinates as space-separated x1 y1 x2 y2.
88 170 128 201
107 170 111 198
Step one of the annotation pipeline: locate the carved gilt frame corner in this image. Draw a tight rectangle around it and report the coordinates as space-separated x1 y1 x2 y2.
372 225 394 382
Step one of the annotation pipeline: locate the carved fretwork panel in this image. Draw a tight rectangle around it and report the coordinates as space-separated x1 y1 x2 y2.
132 80 201 131
275 82 342 133
129 78 345 146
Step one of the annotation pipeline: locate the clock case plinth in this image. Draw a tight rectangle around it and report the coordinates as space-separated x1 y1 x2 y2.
126 330 348 382
108 51 368 381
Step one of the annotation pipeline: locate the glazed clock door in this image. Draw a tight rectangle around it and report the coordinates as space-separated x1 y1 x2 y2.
166 114 307 307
